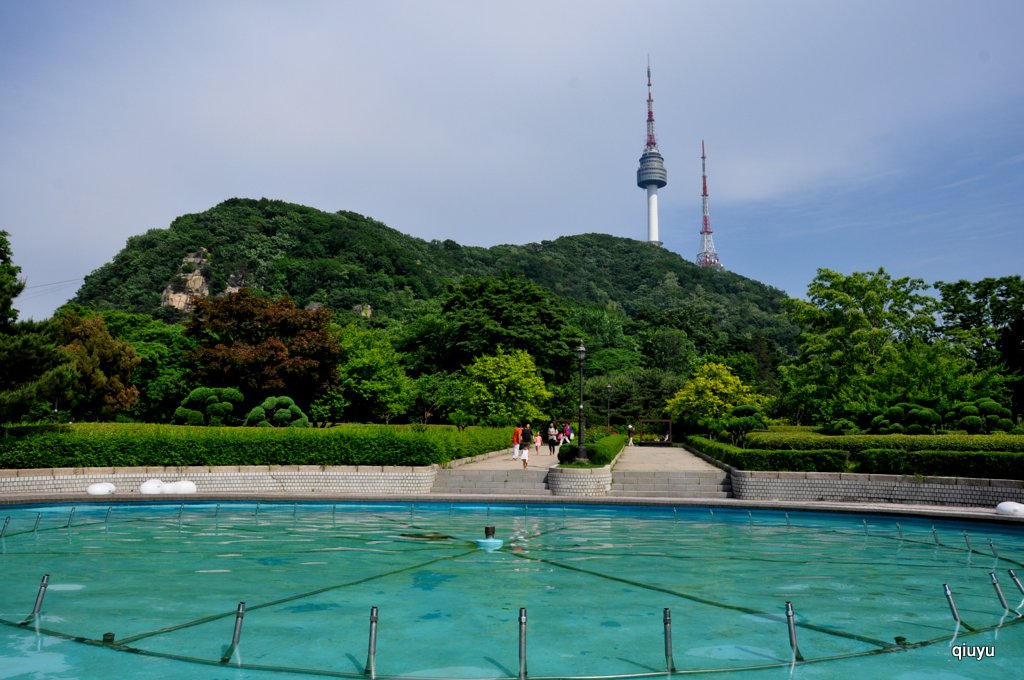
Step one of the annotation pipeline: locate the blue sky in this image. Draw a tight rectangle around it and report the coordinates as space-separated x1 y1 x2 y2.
3 1 1022 320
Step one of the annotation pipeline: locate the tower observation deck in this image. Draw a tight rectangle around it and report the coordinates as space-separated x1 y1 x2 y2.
636 63 667 246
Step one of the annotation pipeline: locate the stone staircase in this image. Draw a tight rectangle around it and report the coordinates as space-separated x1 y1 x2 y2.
608 469 732 498
431 468 552 496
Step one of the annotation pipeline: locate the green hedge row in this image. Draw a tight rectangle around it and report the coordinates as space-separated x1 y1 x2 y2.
0 423 511 469
856 449 1024 479
746 430 1024 454
558 434 627 466
688 436 1024 479
687 437 851 472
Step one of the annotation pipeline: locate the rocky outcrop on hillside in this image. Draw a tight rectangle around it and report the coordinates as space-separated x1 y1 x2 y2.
160 248 211 312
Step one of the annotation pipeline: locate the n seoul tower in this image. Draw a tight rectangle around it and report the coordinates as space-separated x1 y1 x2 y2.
636 62 667 246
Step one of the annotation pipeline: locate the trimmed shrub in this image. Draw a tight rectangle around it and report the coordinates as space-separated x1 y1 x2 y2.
0 423 513 469
173 387 244 426
958 415 985 434
688 436 1024 479
245 397 308 428
557 433 627 466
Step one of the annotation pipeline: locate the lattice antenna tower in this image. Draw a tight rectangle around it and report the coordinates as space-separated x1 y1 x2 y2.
636 59 667 246
696 140 724 269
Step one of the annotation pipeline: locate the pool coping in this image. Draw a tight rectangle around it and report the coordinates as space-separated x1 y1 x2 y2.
2 491 1023 525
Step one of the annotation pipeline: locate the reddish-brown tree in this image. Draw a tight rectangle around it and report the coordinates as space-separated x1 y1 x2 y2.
185 289 340 409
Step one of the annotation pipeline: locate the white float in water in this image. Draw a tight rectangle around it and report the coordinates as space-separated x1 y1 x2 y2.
86 482 116 495
996 501 1024 516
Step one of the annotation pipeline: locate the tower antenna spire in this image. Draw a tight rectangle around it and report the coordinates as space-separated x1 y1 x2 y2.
696 140 724 269
637 58 667 245
646 57 658 149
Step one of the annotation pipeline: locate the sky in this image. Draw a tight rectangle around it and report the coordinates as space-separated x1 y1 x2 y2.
3 1 1023 321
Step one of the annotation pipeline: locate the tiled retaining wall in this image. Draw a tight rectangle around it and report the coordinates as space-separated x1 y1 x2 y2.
0 465 437 497
730 470 1024 507
546 467 612 497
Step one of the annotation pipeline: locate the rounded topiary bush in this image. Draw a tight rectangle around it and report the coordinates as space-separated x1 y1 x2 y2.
958 415 985 434
244 396 309 428
174 387 244 426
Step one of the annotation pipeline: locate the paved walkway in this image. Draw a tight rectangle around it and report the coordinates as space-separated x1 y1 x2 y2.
454 443 720 472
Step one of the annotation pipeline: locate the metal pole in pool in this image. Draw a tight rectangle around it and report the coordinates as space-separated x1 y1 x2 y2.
785 602 804 662
990 573 1016 615
663 608 677 673
518 608 528 680
220 602 246 664
364 606 378 679
33 513 41 533
19 574 49 625
0 516 9 538
944 584 962 625
1010 569 1024 595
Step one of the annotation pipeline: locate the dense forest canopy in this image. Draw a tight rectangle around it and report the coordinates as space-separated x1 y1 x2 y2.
0 200 1017 433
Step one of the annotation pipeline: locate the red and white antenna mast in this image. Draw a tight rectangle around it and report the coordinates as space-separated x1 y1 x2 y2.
696 140 724 269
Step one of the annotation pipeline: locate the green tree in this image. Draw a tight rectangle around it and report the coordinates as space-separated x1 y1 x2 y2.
102 310 196 422
0 234 78 422
464 348 552 425
0 322 77 422
309 388 350 428
779 268 938 425
54 309 140 419
936 276 1024 418
724 404 767 447
0 230 25 328
413 372 469 424
412 275 576 380
185 289 340 410
337 324 414 423
665 362 756 430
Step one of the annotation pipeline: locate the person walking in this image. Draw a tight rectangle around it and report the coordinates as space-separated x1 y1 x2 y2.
521 423 534 469
511 424 523 461
547 422 559 455
533 428 542 456
627 424 635 446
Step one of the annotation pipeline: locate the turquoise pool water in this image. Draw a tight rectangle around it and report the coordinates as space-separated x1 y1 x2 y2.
0 502 1021 679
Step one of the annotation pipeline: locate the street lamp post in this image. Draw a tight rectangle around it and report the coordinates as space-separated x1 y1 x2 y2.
576 343 587 462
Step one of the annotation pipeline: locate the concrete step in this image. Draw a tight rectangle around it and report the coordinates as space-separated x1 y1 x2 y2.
608 469 733 498
609 490 731 498
434 487 554 496
606 481 729 491
432 469 550 495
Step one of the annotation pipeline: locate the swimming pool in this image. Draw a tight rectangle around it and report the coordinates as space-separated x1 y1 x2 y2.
0 502 1021 679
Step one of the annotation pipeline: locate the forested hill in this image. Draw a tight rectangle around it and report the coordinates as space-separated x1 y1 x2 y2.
73 197 795 347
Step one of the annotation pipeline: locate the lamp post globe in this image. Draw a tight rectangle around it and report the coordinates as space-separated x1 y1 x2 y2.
576 343 587 462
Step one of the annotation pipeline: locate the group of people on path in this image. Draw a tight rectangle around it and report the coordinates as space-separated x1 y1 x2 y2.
510 421 573 469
